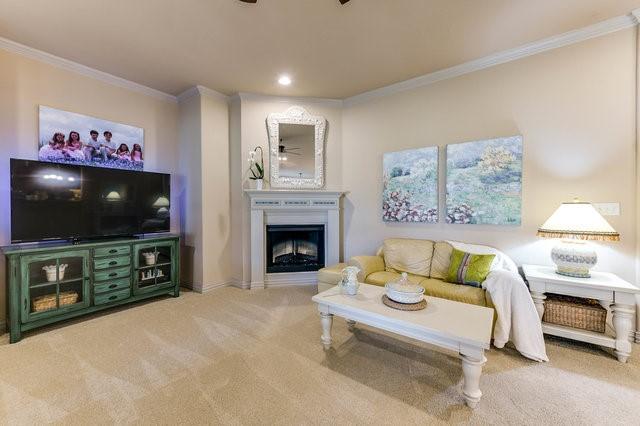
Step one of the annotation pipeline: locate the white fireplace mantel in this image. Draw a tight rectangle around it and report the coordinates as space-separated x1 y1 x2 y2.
245 189 346 289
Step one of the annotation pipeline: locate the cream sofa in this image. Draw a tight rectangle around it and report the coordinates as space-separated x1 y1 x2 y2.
318 238 494 309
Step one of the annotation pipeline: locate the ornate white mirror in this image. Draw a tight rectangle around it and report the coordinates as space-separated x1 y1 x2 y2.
266 106 326 188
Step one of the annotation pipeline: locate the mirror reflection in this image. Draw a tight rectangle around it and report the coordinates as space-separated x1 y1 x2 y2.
278 123 315 179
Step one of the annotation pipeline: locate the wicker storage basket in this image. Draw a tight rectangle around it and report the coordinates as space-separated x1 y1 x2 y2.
32 291 79 313
542 293 606 333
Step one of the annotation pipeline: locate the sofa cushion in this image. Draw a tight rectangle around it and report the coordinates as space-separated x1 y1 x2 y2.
430 241 453 280
365 271 424 287
420 278 488 306
382 238 434 277
447 249 495 288
317 263 348 285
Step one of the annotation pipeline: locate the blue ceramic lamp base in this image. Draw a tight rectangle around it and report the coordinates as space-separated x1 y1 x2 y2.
550 240 597 279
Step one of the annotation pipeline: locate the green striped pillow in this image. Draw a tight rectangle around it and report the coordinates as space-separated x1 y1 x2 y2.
446 249 495 288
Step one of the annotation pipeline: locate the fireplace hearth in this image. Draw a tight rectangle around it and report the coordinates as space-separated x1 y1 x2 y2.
266 224 325 273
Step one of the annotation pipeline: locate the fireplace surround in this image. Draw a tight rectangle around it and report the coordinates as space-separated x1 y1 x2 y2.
246 189 345 289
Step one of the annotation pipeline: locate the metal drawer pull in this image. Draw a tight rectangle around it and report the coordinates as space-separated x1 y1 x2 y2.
109 295 118 300
109 261 118 266
109 272 118 277
109 249 117 254
109 284 117 289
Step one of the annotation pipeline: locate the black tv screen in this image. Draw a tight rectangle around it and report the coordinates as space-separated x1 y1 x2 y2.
10 159 170 243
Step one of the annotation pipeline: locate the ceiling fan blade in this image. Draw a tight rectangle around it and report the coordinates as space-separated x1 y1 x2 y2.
339 0 350 4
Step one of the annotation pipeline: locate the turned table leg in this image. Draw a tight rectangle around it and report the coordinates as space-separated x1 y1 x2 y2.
612 303 635 363
320 312 333 350
530 291 546 321
460 350 486 409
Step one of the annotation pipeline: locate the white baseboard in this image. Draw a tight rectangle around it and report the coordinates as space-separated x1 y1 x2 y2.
227 272 326 289
265 281 317 288
229 279 251 289
264 271 318 288
191 280 232 293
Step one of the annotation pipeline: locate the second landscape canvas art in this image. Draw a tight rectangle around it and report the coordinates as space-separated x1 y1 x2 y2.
446 136 523 225
382 147 438 223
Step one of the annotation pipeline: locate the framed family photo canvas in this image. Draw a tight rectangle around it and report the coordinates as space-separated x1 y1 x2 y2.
382 146 438 223
38 105 145 171
446 135 523 225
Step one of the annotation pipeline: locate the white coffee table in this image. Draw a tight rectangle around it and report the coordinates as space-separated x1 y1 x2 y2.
312 283 494 408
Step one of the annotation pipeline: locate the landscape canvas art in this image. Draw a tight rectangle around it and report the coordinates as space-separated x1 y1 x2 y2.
382 146 438 223
39 106 144 171
446 136 522 225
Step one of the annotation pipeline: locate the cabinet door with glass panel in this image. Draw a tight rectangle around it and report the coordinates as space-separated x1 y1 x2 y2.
20 250 90 322
133 241 175 294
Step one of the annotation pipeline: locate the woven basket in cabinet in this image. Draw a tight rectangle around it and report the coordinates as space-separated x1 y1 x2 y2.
542 293 606 333
32 291 79 313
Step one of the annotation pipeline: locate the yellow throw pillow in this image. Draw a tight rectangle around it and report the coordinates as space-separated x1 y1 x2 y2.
383 238 434 277
430 241 453 279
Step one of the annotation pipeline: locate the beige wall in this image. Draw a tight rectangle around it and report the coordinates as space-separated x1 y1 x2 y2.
200 92 232 287
178 90 232 290
230 94 343 285
0 48 180 324
178 94 202 286
342 29 637 282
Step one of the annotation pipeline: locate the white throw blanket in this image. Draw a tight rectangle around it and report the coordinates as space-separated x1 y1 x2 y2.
448 241 549 362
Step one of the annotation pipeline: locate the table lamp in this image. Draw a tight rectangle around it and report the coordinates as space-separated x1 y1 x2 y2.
537 199 619 278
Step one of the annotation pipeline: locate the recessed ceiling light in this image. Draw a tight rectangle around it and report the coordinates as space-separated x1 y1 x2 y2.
278 75 292 86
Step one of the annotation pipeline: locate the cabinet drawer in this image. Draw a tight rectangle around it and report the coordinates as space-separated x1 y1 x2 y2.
94 278 131 295
94 288 131 306
94 256 130 270
94 266 131 282
94 245 131 258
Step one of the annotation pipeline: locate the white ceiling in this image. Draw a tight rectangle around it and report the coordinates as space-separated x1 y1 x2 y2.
0 0 637 99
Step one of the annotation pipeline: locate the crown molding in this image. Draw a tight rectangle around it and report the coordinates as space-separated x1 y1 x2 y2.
0 36 177 103
176 86 200 103
344 12 639 107
238 92 343 107
197 85 229 101
177 85 229 103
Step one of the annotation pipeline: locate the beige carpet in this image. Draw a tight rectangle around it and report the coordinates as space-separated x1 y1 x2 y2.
0 285 638 425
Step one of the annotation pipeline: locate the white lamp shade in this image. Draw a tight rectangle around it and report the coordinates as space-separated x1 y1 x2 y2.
537 201 619 241
152 196 170 208
105 191 121 201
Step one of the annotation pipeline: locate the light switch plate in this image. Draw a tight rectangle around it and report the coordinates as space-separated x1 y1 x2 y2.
593 202 620 216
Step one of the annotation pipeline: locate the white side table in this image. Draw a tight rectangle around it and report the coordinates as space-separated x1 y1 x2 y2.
522 265 639 363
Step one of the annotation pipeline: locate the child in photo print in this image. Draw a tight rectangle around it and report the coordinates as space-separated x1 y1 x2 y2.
38 106 144 171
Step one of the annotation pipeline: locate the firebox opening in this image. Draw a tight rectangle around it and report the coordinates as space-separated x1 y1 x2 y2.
266 224 325 273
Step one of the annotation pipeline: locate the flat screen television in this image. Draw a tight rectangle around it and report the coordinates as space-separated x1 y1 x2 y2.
10 159 171 243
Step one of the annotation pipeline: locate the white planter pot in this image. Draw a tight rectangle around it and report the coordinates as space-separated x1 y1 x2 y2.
255 179 264 190
143 252 159 266
43 264 67 282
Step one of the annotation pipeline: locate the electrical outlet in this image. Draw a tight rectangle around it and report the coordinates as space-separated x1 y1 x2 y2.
593 202 620 216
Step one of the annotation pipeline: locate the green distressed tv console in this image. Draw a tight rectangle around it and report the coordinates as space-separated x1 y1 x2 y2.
2 234 180 343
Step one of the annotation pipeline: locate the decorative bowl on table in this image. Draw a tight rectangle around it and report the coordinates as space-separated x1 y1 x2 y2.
384 280 425 304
